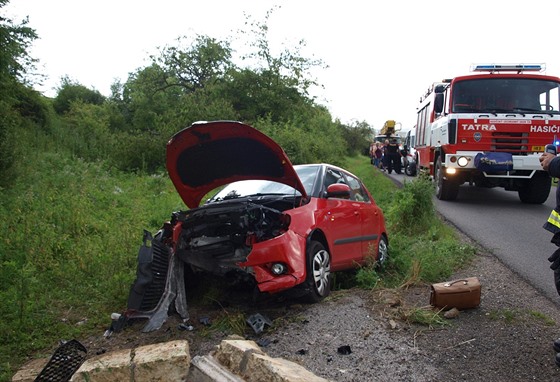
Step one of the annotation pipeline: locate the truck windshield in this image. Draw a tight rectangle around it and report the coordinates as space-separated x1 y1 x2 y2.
451 78 560 114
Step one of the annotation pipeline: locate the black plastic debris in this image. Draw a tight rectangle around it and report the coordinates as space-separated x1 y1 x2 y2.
256 338 272 347
103 312 128 338
337 345 352 355
178 323 194 331
34 340 87 382
199 317 211 326
246 313 272 334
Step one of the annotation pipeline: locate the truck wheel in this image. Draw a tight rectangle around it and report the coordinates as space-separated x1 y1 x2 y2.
518 172 551 204
435 156 459 200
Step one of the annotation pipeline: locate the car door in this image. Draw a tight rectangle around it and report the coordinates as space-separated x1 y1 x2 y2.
342 172 381 260
321 167 363 269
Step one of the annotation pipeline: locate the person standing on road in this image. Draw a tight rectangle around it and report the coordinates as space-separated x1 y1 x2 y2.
374 142 383 170
539 150 560 366
382 139 390 172
386 138 402 174
369 141 376 165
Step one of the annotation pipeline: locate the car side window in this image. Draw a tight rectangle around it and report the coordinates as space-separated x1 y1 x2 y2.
323 168 346 196
344 173 370 202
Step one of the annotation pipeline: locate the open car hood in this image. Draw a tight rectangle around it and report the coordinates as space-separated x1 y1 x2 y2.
166 121 307 208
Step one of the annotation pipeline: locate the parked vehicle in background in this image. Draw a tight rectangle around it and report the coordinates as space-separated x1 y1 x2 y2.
415 63 560 203
372 119 402 146
403 129 417 176
122 121 390 332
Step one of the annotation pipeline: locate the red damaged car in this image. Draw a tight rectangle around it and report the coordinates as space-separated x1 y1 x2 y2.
123 121 389 332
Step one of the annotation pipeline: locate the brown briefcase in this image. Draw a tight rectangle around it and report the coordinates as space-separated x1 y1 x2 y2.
430 277 481 310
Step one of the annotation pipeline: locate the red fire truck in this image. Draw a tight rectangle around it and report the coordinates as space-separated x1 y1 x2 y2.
415 63 560 203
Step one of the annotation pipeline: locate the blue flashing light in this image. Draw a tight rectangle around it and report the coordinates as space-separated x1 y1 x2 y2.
470 63 545 73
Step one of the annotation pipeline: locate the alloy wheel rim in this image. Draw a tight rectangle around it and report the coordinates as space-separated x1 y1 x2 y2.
312 249 331 296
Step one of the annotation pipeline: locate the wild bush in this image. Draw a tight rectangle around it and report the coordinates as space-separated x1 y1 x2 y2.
385 176 436 235
110 130 168 173
60 101 112 161
53 77 105 114
0 100 18 187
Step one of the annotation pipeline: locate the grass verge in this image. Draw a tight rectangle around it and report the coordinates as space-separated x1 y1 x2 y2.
1 152 474 380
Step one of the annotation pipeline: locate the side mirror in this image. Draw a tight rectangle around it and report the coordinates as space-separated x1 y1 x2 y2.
434 93 444 114
326 183 351 199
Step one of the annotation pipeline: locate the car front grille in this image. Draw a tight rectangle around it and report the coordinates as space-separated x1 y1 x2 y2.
139 239 170 312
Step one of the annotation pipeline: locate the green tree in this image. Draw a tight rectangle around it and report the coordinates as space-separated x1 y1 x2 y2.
0 0 39 185
339 120 374 156
0 0 37 86
239 6 326 98
53 76 105 114
218 7 327 124
150 34 233 93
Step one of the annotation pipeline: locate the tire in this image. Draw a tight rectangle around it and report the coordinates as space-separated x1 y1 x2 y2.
518 172 551 204
435 156 459 200
302 241 331 303
405 162 416 177
376 235 389 268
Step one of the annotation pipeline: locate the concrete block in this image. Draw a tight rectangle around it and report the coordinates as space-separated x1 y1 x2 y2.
245 353 330 382
11 358 48 382
189 355 245 382
70 348 132 382
213 339 264 374
133 340 190 382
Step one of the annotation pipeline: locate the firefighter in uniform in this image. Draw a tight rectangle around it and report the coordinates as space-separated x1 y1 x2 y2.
386 137 402 174
540 151 560 366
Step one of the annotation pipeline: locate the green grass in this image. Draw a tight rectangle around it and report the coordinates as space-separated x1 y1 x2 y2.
0 135 185 380
0 146 475 380
487 309 557 326
400 306 450 328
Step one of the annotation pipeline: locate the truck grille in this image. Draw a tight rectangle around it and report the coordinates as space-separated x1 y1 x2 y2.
491 132 529 154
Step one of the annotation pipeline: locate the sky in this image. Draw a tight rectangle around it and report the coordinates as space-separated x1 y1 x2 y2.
5 0 560 132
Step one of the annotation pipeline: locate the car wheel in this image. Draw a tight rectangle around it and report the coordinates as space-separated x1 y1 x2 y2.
376 235 389 268
303 241 331 303
405 161 417 176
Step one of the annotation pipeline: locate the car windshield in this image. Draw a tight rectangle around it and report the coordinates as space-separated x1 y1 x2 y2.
208 165 320 202
209 180 298 201
294 165 320 195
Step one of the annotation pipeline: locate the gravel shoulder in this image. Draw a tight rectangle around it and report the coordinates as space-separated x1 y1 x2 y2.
263 248 560 382
73 231 560 382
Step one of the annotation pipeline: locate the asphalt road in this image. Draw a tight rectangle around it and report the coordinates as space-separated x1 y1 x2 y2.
387 171 560 306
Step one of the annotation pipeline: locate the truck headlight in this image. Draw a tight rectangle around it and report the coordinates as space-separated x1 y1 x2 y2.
457 156 469 167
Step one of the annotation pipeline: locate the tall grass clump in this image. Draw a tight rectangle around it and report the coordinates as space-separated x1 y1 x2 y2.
348 158 476 290
385 176 437 235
